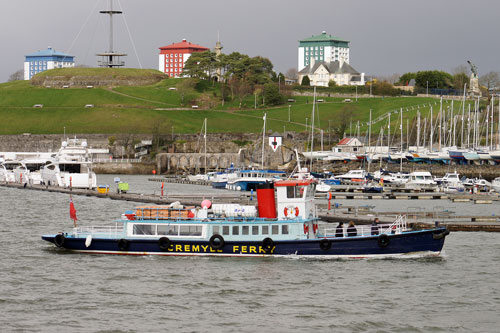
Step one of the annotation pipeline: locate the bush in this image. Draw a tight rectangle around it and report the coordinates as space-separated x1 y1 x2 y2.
301 76 311 86
263 83 284 106
328 80 337 87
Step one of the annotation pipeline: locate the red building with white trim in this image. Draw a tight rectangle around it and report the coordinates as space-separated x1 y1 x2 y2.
159 39 209 77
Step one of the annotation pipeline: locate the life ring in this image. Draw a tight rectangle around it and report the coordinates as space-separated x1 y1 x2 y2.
377 234 390 248
303 223 309 234
433 229 450 240
54 234 65 248
284 206 299 218
262 237 275 253
319 239 331 251
209 234 225 250
118 238 130 251
158 237 171 251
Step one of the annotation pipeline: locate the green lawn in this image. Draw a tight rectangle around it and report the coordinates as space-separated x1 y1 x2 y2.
0 79 474 136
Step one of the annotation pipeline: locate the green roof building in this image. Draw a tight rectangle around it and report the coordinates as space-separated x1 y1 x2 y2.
298 31 350 71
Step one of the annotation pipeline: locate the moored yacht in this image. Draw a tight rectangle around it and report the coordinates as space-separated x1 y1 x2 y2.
40 139 97 189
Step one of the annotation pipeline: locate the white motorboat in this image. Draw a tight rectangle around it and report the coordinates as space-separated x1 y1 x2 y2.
405 171 437 191
334 169 368 184
0 160 27 183
40 139 97 189
491 178 500 193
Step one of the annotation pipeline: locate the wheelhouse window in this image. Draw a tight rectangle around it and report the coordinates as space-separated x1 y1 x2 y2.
272 225 279 235
232 226 239 235
262 226 269 235
179 225 202 236
157 225 178 235
133 224 154 235
287 185 306 199
252 226 259 235
213 226 220 235
242 225 249 235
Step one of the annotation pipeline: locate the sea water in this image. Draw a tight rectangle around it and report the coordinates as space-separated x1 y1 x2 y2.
1 176 499 332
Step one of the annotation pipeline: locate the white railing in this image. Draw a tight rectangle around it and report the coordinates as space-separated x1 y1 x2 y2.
72 225 123 237
92 158 142 164
321 215 408 238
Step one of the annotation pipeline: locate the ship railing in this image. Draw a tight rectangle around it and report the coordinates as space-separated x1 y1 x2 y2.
72 225 123 237
320 215 408 238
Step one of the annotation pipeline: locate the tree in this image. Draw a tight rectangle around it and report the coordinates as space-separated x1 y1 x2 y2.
301 75 311 86
176 78 197 105
8 69 23 81
415 70 453 89
328 80 337 88
263 83 284 106
228 76 252 108
479 71 500 90
397 72 416 86
183 51 217 80
333 105 355 138
372 81 400 96
285 68 298 80
452 65 469 90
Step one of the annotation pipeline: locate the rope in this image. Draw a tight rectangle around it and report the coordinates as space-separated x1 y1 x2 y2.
63 0 103 62
117 0 143 69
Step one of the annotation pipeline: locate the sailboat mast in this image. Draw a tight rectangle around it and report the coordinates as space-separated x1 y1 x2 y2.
309 86 316 171
461 84 466 147
262 113 266 169
430 106 433 151
367 109 372 172
417 111 420 150
400 108 403 172
204 118 207 171
439 98 442 150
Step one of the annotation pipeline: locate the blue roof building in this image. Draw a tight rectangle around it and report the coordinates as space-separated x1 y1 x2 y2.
24 47 75 80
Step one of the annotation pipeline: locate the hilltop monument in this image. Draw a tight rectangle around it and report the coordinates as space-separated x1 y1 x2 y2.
467 60 481 97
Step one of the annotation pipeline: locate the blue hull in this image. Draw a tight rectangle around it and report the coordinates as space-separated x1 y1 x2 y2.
42 228 447 258
211 181 228 189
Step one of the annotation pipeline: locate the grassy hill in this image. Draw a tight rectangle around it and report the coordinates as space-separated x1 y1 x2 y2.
0 69 475 137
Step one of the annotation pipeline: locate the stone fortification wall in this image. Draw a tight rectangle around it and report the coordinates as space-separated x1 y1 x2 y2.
31 74 167 88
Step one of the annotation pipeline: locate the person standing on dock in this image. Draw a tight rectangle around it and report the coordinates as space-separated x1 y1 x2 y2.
371 218 380 236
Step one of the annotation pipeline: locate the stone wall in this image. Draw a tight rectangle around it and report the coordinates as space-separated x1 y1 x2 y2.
31 74 166 88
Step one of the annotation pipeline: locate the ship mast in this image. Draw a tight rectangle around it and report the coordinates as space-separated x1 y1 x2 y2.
97 0 127 67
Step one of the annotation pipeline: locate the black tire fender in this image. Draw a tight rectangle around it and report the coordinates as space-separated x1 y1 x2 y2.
262 237 275 253
54 234 65 248
319 239 332 251
377 234 390 248
433 229 450 240
118 238 130 251
209 234 225 250
158 237 171 251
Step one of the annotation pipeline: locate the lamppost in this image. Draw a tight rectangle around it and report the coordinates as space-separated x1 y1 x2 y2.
426 81 429 96
355 85 358 101
288 105 291 122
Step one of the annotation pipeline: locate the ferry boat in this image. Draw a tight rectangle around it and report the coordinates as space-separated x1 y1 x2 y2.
42 180 449 258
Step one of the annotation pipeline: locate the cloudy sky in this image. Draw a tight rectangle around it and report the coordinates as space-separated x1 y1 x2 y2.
1 0 499 82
